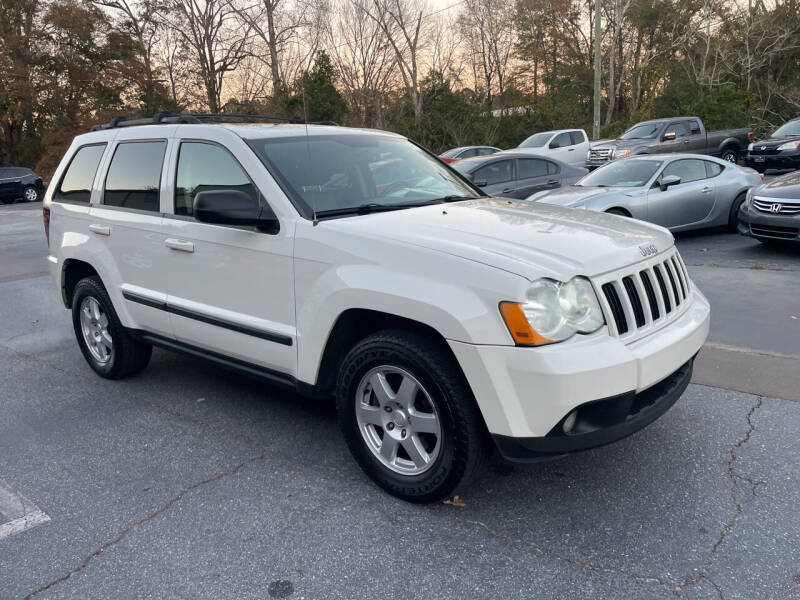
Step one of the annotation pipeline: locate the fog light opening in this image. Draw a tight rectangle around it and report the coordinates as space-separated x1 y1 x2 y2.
563 410 577 434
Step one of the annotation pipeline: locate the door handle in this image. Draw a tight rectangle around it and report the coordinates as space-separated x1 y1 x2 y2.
701 186 712 194
165 238 195 253
683 139 690 144
501 188 514 194
547 179 559 185
567 148 575 151
89 224 110 236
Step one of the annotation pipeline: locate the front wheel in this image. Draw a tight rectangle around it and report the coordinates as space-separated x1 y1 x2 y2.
336 329 488 503
72 276 152 379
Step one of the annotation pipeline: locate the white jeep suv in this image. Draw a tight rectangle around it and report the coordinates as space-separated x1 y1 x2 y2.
44 115 710 503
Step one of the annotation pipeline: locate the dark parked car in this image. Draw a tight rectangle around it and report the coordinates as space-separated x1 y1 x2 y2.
0 167 45 204
439 145 501 164
738 170 800 245
587 117 752 168
451 152 587 199
744 118 800 173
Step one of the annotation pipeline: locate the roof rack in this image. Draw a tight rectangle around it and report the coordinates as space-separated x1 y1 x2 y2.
90 112 339 132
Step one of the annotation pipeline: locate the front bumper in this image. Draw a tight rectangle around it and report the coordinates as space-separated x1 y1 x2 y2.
448 287 709 450
738 205 800 243
744 152 800 171
493 358 693 460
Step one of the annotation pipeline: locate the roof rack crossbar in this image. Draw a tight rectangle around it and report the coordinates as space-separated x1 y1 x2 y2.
90 112 338 131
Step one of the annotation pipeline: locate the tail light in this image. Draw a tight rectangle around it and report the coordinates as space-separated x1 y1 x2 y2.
748 132 754 142
43 206 50 246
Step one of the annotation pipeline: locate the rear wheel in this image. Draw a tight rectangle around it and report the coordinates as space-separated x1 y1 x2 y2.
0 197 17 205
23 185 40 203
728 192 747 232
721 148 738 163
72 276 152 379
336 329 488 503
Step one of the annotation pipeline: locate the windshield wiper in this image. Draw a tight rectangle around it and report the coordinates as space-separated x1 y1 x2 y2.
435 195 481 202
316 201 438 218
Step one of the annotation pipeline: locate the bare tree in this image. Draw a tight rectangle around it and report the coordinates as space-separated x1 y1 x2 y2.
327 0 395 127
458 0 515 107
162 0 253 112
365 0 430 121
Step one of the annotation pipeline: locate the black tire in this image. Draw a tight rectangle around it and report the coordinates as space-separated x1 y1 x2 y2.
727 192 746 232
606 208 629 217
721 147 738 164
22 185 40 203
0 196 17 205
71 276 152 379
336 329 488 503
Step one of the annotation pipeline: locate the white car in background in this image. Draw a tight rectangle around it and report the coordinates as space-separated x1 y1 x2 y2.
513 129 591 168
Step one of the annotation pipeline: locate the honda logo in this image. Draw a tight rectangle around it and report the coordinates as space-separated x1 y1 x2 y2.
770 203 782 213
760 146 766 150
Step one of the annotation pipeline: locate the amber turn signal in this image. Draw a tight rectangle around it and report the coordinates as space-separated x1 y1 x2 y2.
499 302 552 346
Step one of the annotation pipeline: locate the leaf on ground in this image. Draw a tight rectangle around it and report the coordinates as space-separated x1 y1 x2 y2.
290 469 300 475
443 495 466 507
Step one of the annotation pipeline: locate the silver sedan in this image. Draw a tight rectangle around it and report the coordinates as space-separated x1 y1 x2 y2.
529 154 763 232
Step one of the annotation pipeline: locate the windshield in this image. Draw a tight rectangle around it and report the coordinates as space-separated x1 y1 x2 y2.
619 123 664 140
440 147 465 158
772 120 800 137
576 159 662 188
249 134 479 217
518 132 552 148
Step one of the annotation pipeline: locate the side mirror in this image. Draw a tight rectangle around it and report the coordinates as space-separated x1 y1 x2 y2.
663 132 676 141
549 141 559 149
659 174 681 191
194 190 278 232
474 179 488 188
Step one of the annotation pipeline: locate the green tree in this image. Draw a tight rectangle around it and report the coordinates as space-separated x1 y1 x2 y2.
299 51 347 123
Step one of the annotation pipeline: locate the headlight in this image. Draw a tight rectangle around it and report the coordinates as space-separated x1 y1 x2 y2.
500 277 605 345
747 143 753 151
777 140 800 151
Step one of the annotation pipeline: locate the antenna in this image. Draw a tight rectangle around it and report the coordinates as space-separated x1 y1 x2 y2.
297 32 318 226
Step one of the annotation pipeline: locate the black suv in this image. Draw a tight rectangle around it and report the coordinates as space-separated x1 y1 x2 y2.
0 167 45 204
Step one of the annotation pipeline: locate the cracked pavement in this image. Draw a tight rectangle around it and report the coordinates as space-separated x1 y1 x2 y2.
2 202 799 599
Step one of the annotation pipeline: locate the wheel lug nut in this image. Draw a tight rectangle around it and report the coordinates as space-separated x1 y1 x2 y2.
401 429 406 438
384 406 392 412
386 422 395 430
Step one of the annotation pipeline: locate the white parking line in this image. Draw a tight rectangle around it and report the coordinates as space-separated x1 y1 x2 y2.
0 480 50 540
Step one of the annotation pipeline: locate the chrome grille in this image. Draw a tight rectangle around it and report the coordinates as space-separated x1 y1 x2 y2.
595 249 692 341
752 197 800 215
588 148 612 163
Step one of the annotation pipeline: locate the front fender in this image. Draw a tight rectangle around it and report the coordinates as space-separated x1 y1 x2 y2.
294 263 525 385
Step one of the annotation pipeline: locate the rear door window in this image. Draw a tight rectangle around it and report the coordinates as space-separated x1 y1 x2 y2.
103 141 166 211
473 160 513 185
569 131 585 145
517 158 548 179
55 144 106 203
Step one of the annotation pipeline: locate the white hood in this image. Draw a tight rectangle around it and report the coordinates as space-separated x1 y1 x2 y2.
329 198 674 280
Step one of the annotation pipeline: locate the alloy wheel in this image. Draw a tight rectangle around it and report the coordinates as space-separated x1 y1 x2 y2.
79 296 113 363
355 366 442 475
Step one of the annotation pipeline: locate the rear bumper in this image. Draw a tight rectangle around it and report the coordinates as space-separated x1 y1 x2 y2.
738 205 800 242
492 358 693 461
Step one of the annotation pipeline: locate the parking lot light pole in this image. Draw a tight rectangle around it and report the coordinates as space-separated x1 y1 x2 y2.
593 0 601 140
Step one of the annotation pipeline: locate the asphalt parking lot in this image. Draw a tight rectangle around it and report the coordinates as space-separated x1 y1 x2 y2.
1 201 799 599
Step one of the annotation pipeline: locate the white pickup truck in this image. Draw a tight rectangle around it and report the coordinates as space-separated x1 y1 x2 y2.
43 115 710 502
